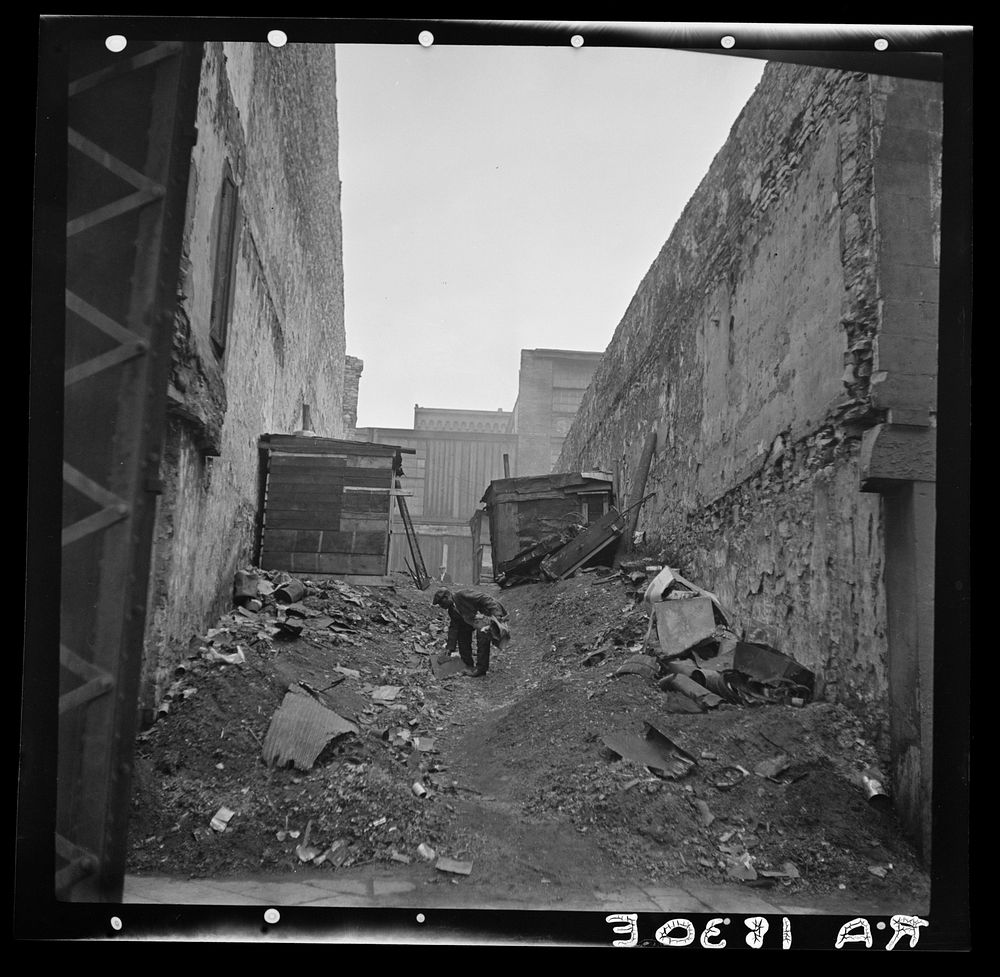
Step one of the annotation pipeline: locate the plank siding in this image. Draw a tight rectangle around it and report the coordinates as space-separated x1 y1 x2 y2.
260 435 403 576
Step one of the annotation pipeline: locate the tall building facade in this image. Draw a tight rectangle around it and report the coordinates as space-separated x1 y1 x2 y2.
512 348 604 475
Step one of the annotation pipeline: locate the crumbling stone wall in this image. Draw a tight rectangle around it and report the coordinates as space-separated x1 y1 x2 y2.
342 355 364 430
141 42 347 718
558 63 940 756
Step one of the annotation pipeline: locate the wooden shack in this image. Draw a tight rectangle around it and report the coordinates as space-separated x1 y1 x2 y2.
478 471 615 585
257 434 414 580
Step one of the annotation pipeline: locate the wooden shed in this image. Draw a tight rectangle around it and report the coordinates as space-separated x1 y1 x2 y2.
479 471 615 585
257 434 414 580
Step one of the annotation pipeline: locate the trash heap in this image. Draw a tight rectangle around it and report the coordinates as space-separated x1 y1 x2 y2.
129 566 483 878
580 562 819 715
128 561 924 900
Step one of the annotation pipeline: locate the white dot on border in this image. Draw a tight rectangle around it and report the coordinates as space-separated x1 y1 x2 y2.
570 35 584 48
110 916 123 931
105 35 127 53
418 30 434 47
721 35 736 49
268 30 288 48
416 913 426 923
874 38 889 51
264 908 280 924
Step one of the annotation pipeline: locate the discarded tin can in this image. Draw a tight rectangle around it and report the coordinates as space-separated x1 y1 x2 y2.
863 775 893 812
412 781 427 798
233 570 260 601
275 579 307 604
710 766 748 791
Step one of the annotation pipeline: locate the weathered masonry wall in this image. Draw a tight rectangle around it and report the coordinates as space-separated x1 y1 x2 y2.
557 63 940 856
142 42 347 719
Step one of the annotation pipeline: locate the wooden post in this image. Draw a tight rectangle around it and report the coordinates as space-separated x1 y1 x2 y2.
625 431 656 554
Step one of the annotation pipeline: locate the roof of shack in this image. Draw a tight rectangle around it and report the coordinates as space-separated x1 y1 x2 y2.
481 471 613 506
261 434 416 456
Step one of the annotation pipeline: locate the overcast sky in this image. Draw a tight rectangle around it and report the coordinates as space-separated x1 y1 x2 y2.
335 43 766 430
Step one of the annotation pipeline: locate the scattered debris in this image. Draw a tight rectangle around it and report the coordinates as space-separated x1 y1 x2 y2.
296 820 321 862
436 857 473 876
275 579 307 604
371 686 402 702
204 646 246 666
431 655 468 679
727 852 757 881
760 862 801 879
613 655 660 681
417 843 437 861
732 642 815 700
210 807 235 832
755 755 792 780
602 721 697 780
693 798 716 827
710 765 749 791
653 596 717 657
658 672 723 709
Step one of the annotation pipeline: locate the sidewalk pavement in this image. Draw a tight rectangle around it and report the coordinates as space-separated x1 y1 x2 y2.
124 870 926 917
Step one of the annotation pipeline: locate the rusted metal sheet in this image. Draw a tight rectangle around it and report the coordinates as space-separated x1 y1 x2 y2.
602 723 696 780
731 642 816 695
262 688 358 770
653 596 717 657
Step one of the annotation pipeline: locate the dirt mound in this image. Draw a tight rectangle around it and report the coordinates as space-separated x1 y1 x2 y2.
127 569 927 905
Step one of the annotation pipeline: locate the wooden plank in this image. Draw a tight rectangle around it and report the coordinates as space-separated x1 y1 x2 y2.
270 463 393 482
265 434 403 455
290 552 320 573
260 550 293 571
541 507 627 579
320 530 387 554
261 498 341 512
268 471 392 489
269 455 393 470
269 454 347 469
262 529 387 555
342 493 391 515
265 510 342 531
316 553 388 575
263 529 297 552
340 516 393 532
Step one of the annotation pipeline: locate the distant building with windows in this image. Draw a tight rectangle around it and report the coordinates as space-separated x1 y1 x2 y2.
355 348 605 584
512 348 604 475
356 406 516 585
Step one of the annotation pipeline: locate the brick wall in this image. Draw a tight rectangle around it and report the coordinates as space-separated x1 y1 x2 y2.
141 42 347 716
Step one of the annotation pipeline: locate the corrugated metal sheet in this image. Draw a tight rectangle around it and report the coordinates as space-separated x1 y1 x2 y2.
262 688 358 770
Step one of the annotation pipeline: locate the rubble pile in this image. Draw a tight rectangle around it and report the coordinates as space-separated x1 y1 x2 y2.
128 562 927 903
